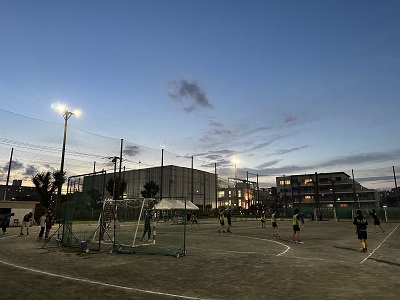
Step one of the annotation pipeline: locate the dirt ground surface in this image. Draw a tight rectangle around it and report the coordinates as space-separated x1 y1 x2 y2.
1 220 399 300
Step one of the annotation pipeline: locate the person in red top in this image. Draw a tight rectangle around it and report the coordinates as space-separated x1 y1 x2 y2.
45 212 54 239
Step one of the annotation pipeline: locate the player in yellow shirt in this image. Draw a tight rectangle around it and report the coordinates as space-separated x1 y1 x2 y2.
271 210 279 237
292 208 304 243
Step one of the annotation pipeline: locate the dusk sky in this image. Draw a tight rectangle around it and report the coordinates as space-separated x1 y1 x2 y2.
1 0 399 189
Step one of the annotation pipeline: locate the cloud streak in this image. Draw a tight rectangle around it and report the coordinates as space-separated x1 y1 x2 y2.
168 80 212 112
123 145 141 157
265 145 309 156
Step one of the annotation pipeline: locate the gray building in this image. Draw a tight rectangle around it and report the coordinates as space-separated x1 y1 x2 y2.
81 165 217 209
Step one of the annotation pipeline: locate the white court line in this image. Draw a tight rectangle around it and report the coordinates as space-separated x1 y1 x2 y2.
0 259 214 300
228 234 290 256
289 255 349 265
194 247 276 255
0 234 20 239
359 223 400 264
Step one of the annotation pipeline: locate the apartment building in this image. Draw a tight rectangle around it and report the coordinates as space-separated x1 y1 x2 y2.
276 172 380 209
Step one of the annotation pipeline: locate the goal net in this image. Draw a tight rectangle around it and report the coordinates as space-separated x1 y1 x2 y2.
92 198 157 251
51 171 188 256
313 207 336 221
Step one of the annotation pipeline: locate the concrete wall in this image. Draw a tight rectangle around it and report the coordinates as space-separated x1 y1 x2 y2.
0 201 39 226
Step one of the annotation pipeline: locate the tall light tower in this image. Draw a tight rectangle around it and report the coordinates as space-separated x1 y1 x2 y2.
52 103 80 213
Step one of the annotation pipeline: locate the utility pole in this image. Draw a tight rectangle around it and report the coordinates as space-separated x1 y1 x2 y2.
215 163 218 209
3 148 13 201
393 166 400 208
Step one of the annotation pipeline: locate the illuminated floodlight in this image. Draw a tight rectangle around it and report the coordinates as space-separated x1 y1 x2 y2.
52 102 81 214
51 102 81 117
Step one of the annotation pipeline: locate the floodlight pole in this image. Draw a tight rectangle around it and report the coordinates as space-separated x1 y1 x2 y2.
3 147 13 201
235 164 238 209
393 166 400 208
56 110 74 214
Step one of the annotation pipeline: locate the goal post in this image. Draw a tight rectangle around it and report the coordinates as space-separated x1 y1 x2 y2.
313 207 336 221
92 198 157 251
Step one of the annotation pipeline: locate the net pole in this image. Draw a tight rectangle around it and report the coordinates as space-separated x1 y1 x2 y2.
152 209 156 244
132 198 146 247
92 200 107 243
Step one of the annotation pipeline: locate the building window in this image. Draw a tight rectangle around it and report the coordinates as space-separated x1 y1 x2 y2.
339 203 348 207
304 179 313 184
218 191 225 198
238 190 241 198
279 180 291 185
304 195 314 202
228 191 232 198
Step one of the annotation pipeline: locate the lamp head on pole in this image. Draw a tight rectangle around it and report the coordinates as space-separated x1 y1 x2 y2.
51 103 81 120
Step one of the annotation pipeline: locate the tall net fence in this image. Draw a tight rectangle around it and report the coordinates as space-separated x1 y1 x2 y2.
1 108 400 227
53 172 189 256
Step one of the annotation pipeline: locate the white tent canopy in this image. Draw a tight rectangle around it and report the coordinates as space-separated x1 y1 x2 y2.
154 198 199 210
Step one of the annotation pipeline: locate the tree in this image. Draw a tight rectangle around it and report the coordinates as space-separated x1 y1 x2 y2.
32 170 66 208
106 177 127 199
87 189 103 209
141 180 159 198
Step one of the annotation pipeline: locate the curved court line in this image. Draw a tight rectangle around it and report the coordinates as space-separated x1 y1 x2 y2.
289 255 350 265
193 247 277 256
227 234 291 256
359 223 400 264
0 259 214 300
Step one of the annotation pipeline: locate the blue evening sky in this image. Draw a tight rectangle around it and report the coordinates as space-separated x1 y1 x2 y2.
1 0 399 189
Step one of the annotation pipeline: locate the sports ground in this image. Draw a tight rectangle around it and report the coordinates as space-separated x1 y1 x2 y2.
0 219 399 300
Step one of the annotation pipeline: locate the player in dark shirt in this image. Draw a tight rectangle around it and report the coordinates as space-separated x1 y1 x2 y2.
368 209 385 234
226 210 232 233
353 210 368 252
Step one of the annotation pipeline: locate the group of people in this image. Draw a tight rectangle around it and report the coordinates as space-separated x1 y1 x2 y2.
260 210 281 237
218 209 232 233
1 210 55 238
217 207 385 252
19 211 55 239
353 209 385 253
36 211 55 239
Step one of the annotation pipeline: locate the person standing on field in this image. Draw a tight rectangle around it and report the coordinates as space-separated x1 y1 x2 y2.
260 211 266 228
38 211 47 238
20 212 34 235
292 208 304 243
271 210 279 237
141 213 152 242
218 209 226 233
368 209 385 234
226 210 232 233
2 212 15 234
353 209 368 252
45 212 54 239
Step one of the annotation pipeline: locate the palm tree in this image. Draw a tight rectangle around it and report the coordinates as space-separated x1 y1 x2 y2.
32 170 65 208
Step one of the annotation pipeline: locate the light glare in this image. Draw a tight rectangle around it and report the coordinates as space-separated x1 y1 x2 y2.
51 102 81 117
